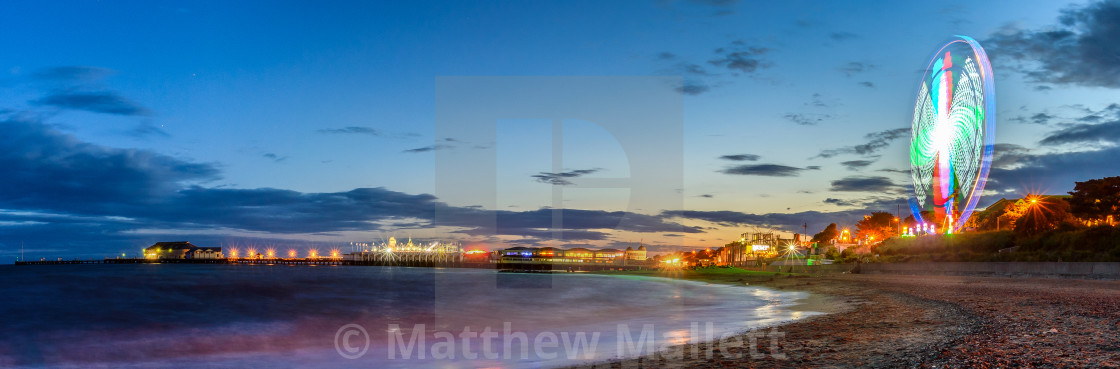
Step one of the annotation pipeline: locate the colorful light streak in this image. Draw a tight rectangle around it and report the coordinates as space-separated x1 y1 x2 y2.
910 35 995 234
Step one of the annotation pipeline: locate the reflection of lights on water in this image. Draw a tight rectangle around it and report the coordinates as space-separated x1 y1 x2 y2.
662 328 691 346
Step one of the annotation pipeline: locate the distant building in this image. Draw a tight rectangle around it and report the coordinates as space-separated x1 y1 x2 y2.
624 244 648 261
144 241 223 260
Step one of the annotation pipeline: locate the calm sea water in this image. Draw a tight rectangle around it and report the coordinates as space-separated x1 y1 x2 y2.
0 265 818 368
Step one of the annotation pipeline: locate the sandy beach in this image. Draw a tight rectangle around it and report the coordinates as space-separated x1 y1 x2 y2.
580 269 1120 368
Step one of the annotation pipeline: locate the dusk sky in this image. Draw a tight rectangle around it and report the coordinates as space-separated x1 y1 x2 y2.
3 0 1119 258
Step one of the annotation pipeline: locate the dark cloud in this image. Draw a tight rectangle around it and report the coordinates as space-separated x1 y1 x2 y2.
719 154 760 161
840 160 874 171
532 168 601 186
1010 112 1055 125
0 117 700 255
830 176 897 192
823 198 857 206
708 43 771 73
858 81 875 88
32 66 113 82
698 194 714 198
1074 103 1120 123
806 166 821 170
402 144 453 153
680 63 714 76
0 117 220 215
719 164 805 177
816 127 909 158
985 146 1120 195
33 90 149 116
1030 112 1055 125
837 62 875 76
1039 120 1120 146
262 153 287 162
986 0 1120 87
659 39 772 94
317 126 382 135
676 81 711 95
784 113 831 126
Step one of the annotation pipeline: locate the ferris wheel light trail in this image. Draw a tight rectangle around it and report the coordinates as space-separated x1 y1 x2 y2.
910 35 995 234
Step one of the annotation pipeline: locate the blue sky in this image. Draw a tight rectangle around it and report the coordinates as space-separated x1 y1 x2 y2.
2 0 1119 258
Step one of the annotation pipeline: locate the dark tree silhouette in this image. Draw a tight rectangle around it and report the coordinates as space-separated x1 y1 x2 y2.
1068 176 1120 223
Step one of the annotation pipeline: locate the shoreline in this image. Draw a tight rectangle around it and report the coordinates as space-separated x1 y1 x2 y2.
578 267 1120 368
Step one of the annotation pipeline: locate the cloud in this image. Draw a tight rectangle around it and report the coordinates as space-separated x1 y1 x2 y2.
317 126 382 135
784 113 831 126
805 93 833 108
1073 103 1120 123
828 32 859 42
402 144 453 153
985 0 1120 88
719 164 805 177
1029 113 1055 125
125 121 169 139
708 43 771 73
661 209 872 235
698 194 714 198
719 154 760 161
0 117 220 215
823 198 857 206
33 90 149 116
829 176 897 192
837 62 875 76
32 66 113 82
676 81 711 95
1039 120 1120 146
1010 112 1056 125
816 127 909 158
658 40 772 95
532 168 601 186
840 160 874 171
991 143 1032 169
262 153 287 162
858 81 875 88
985 145 1120 195
0 117 701 253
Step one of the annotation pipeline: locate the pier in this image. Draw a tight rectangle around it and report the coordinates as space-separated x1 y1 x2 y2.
16 257 479 268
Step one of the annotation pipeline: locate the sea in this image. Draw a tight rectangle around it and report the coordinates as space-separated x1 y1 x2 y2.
0 265 819 368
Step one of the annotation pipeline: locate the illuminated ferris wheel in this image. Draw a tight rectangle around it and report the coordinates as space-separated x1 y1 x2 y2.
909 36 996 234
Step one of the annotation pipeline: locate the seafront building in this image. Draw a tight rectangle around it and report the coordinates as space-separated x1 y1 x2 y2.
497 244 649 265
143 241 223 260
